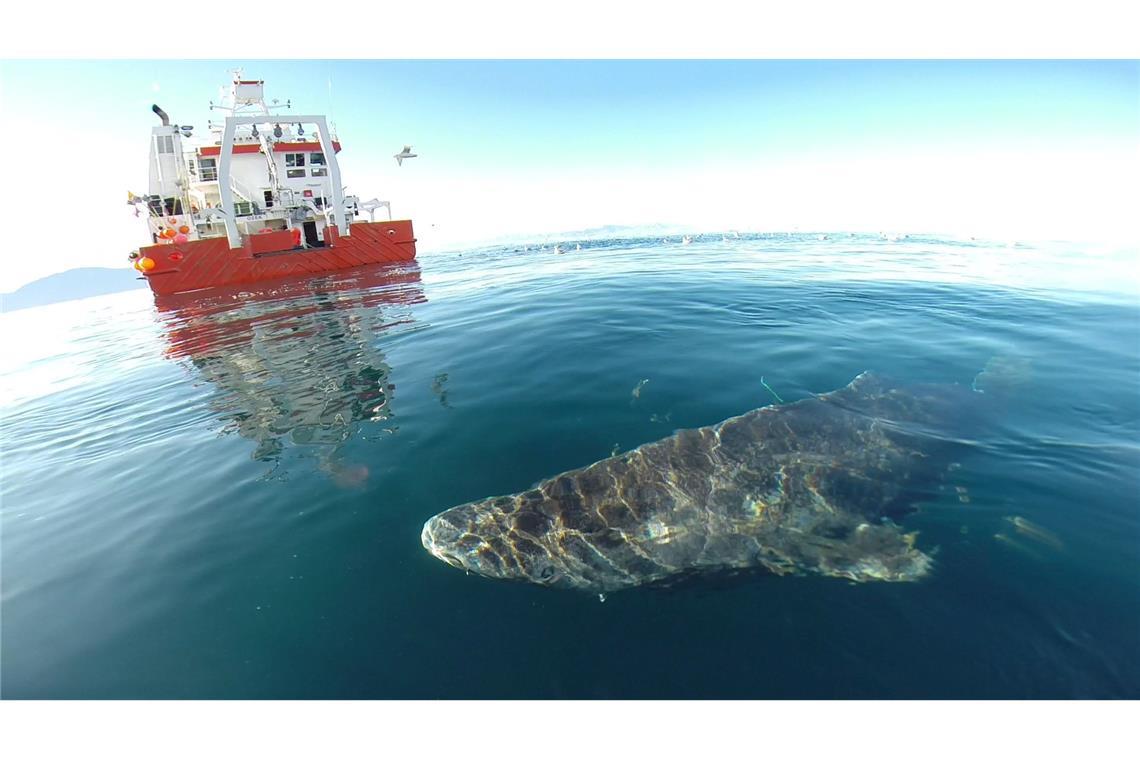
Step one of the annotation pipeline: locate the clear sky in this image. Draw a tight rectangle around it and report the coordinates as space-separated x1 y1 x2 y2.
0 59 1136 291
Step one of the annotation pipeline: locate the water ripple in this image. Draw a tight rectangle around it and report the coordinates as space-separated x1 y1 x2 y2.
2 237 1137 698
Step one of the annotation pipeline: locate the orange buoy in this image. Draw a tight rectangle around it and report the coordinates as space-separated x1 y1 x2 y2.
138 257 156 271
167 216 178 225
161 228 176 239
178 225 190 234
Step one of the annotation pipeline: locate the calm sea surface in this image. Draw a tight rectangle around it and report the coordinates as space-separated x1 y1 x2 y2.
2 233 1138 698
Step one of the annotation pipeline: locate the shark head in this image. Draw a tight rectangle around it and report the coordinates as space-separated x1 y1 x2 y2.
421 495 581 589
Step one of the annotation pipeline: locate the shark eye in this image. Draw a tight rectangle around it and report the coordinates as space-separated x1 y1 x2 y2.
539 565 556 581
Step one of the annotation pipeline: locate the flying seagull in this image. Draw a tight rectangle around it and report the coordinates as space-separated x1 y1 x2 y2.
394 146 418 166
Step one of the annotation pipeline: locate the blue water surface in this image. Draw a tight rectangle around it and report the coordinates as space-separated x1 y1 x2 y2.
2 233 1138 698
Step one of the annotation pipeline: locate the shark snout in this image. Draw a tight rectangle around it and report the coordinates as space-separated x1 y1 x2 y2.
421 514 467 570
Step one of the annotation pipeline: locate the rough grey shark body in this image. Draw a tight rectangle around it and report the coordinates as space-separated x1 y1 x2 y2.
422 372 981 592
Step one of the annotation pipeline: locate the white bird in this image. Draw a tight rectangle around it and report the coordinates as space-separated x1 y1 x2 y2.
394 146 418 166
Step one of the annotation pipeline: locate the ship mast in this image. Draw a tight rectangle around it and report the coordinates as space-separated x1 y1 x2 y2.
207 71 293 207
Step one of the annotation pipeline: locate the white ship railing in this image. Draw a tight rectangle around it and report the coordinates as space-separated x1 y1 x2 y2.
229 176 260 207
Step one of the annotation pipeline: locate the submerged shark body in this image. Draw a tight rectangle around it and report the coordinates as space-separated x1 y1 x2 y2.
422 372 984 592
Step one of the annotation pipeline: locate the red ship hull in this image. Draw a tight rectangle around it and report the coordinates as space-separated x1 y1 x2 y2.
137 219 416 296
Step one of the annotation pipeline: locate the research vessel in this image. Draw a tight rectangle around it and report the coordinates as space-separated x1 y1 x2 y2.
129 74 416 296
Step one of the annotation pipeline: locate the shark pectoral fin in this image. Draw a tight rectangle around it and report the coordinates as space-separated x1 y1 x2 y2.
807 521 932 582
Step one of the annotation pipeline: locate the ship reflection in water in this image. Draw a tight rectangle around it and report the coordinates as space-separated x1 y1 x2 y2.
154 263 426 483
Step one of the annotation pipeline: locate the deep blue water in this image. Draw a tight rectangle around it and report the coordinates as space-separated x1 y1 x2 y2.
2 233 1138 698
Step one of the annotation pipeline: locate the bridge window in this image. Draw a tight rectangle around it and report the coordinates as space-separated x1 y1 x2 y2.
198 158 217 181
285 153 306 168
311 167 328 177
310 152 326 166
286 169 305 178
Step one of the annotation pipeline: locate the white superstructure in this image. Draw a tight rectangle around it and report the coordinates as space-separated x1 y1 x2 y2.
142 73 383 250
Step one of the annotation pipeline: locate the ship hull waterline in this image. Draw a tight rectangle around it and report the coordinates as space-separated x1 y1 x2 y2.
137 219 416 296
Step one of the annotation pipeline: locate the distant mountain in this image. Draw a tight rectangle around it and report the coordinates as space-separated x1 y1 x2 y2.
1 267 145 312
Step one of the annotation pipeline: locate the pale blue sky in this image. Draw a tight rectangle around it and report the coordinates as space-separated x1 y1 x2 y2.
0 60 1136 289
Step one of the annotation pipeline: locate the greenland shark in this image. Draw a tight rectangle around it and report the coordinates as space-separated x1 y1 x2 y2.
421 371 991 592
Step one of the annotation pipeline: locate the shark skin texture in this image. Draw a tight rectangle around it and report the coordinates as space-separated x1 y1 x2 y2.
422 372 984 593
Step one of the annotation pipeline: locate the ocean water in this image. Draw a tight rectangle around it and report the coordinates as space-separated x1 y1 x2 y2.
2 233 1137 699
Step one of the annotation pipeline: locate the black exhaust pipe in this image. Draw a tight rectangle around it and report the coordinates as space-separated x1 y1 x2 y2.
152 104 170 126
